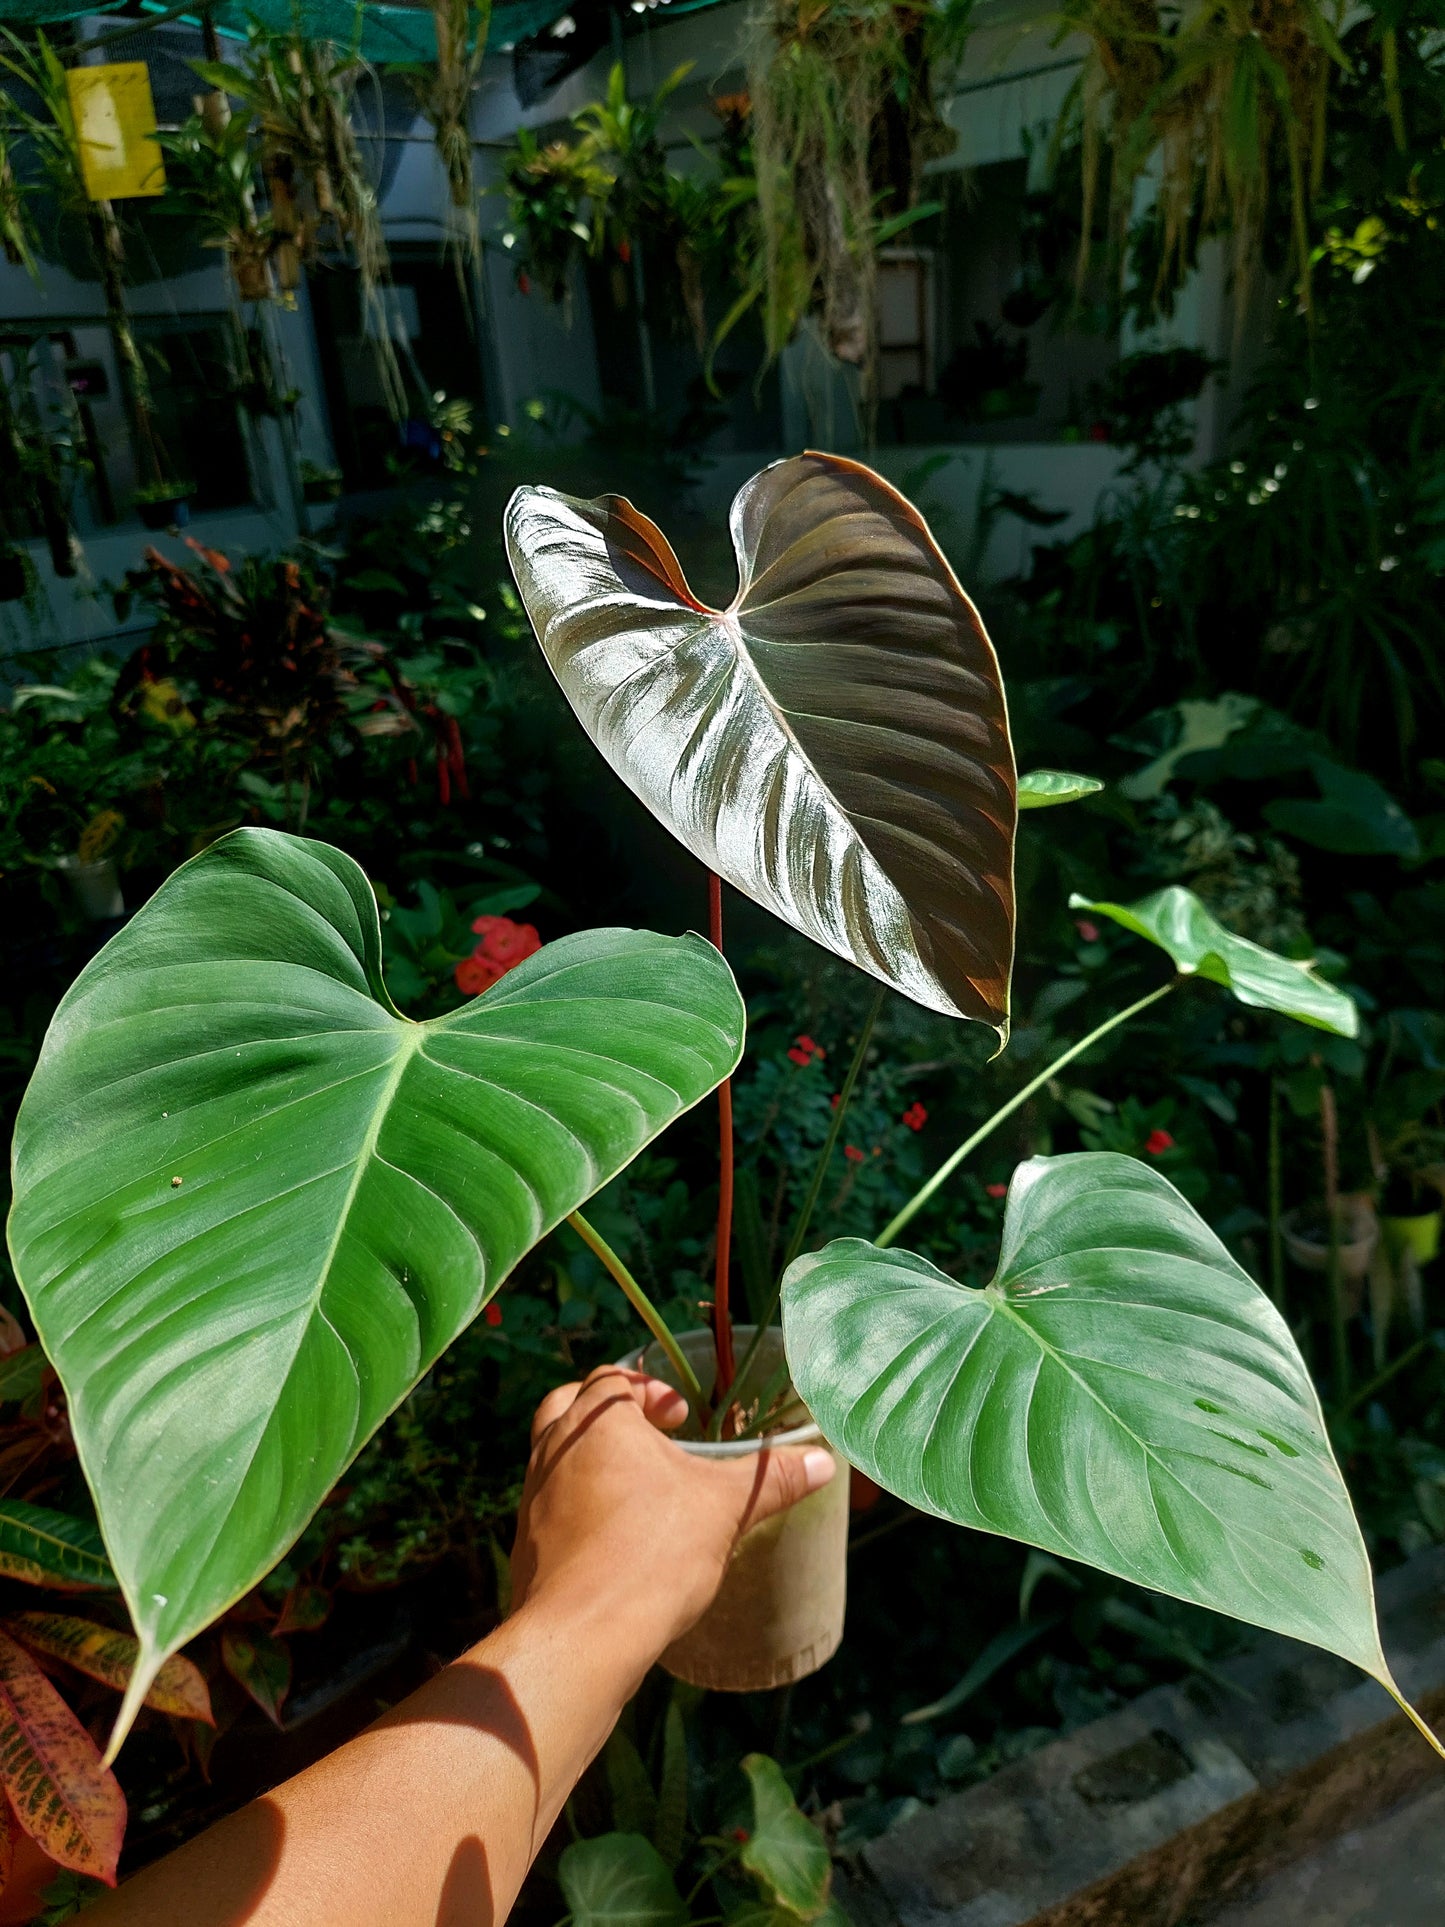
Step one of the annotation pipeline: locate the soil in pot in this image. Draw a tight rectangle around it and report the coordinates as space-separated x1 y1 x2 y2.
622 1324 849 1694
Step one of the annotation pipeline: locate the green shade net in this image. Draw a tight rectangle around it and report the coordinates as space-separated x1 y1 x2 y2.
0 1 591 62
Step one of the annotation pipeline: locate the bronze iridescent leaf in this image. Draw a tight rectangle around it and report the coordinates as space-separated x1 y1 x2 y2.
505 451 1017 1036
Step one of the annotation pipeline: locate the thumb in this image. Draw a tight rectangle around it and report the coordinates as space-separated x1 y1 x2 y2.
729 1442 837 1533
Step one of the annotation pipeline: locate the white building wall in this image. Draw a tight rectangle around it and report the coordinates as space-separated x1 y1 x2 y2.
1 0 1236 655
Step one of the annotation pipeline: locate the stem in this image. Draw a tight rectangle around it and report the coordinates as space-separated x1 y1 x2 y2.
725 986 885 1420
708 872 736 1404
1321 1079 1350 1402
736 1358 793 1439
684 1846 743 1908
1339 1332 1435 1420
1268 1074 1285 1312
1383 1680 1445 1763
877 979 1177 1250
566 1211 707 1422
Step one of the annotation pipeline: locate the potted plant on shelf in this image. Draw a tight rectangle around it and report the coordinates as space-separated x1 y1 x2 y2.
134 478 198 531
301 459 345 503
7 455 1444 1773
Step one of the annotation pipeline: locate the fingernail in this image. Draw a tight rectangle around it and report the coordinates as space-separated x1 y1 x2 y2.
802 1448 835 1491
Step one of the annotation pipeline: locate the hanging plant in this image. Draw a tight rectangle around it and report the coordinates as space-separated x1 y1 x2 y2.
743 0 971 400
195 27 403 411
0 30 176 496
500 126 612 306
151 111 274 304
0 107 38 273
403 0 491 271
1057 0 1345 316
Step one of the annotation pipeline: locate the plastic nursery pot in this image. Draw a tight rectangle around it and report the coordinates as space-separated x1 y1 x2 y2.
136 494 193 531
1381 1211 1442 1267
1282 1193 1379 1309
56 854 124 921
618 1324 849 1693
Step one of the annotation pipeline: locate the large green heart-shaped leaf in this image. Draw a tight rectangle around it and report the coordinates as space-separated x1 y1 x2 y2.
783 1153 1422 1722
505 452 1017 1038
1070 885 1357 1037
7 828 743 1752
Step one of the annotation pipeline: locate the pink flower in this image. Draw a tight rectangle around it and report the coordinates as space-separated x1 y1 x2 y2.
1145 1128 1175 1156
1075 919 1100 943
902 1101 928 1132
986 1182 1008 1198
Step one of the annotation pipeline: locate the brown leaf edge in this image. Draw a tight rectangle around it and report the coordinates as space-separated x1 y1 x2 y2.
0 1630 125 1884
6 1613 214 1726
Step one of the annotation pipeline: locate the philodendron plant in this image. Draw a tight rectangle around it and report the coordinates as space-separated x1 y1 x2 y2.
6 452 1442 1774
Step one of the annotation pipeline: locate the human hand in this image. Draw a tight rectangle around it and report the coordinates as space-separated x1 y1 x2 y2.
510 1366 836 1659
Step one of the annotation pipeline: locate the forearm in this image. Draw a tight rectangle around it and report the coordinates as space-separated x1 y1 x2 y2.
88 1589 661 1927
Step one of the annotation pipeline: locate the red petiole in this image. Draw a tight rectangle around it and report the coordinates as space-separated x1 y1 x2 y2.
708 873 737 1406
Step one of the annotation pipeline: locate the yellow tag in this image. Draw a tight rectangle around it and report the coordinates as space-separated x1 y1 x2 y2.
64 63 166 201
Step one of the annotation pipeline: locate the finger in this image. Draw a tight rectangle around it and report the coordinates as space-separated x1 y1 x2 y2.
726 1444 836 1533
530 1380 582 1444
638 1378 689 1432
572 1364 661 1416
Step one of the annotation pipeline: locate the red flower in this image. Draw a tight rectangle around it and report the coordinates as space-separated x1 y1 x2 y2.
1075 919 1100 943
455 953 505 996
902 1101 928 1132
830 1092 841 1108
485 1302 503 1327
788 1033 826 1067
455 917 542 997
517 271 532 296
787 1047 812 1066
844 1144 864 1163
986 1182 1008 1198
1145 1128 1175 1156
472 915 541 968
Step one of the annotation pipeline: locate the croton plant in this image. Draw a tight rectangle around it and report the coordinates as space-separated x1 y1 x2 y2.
7 457 1441 1868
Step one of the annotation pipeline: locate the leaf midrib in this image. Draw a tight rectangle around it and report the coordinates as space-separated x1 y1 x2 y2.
154 1019 423 1645
0 1506 108 1577
303 1020 421 1346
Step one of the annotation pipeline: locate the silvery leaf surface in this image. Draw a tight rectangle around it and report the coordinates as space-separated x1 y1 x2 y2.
506 451 1017 1037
